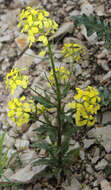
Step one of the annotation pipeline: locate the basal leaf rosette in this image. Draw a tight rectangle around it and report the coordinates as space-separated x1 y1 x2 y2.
18 6 58 55
5 67 29 95
68 86 101 127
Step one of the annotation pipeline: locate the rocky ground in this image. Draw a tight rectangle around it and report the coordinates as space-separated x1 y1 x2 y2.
0 0 111 190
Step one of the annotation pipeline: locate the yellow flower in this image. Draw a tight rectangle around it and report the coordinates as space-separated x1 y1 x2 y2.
48 66 70 86
5 67 29 95
62 43 85 62
68 86 101 127
39 50 46 56
18 6 58 48
68 102 76 109
7 97 35 127
36 103 48 114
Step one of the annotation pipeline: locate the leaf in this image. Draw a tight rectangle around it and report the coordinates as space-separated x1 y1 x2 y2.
64 148 80 163
53 167 62 180
105 160 111 176
72 13 111 49
30 142 55 157
33 158 56 167
33 125 57 135
1 149 9 168
0 133 6 162
33 96 55 108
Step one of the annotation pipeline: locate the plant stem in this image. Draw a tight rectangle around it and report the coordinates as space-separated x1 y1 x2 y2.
47 41 62 167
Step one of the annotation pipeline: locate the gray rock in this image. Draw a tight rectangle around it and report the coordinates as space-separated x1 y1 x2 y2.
1 9 20 26
100 179 111 190
95 159 107 171
20 149 37 167
81 25 97 44
34 56 43 65
62 176 82 190
102 111 111 127
88 126 111 153
69 10 80 17
91 148 100 164
0 34 13 42
15 34 28 51
81 2 93 16
101 71 111 83
31 73 49 96
84 139 95 149
84 186 91 190
80 150 85 160
23 126 38 142
50 22 74 40
1 168 14 182
92 156 99 164
10 161 46 183
95 5 106 16
4 134 15 148
15 139 29 150
14 49 35 70
86 164 94 174
75 64 82 76
97 59 109 71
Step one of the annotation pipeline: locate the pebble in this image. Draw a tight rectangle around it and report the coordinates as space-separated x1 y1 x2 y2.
62 176 81 190
0 34 13 42
95 159 107 171
100 179 111 190
15 139 29 150
84 139 95 149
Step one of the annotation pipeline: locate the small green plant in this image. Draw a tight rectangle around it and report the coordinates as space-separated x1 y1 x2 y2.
71 13 111 48
105 160 111 177
0 132 9 178
99 86 111 108
5 6 101 185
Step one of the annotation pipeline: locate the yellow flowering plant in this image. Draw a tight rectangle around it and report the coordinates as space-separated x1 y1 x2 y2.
5 6 101 186
62 42 85 62
48 66 70 87
68 86 101 127
18 6 58 55
5 67 29 94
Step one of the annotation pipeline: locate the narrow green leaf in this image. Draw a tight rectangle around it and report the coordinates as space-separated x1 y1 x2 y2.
33 96 55 108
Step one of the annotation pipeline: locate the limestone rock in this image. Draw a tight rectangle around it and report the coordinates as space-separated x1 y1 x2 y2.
101 71 111 83
81 2 93 16
15 34 28 51
20 149 37 167
50 22 74 40
84 139 95 149
0 168 14 182
88 126 111 153
62 176 81 190
15 139 29 150
14 49 35 70
100 179 111 190
10 161 46 183
95 159 107 171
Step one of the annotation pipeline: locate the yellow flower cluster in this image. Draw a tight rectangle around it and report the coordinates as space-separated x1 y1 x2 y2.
48 66 70 86
18 6 58 52
37 103 48 114
68 86 101 127
7 96 35 127
62 43 85 62
5 67 28 94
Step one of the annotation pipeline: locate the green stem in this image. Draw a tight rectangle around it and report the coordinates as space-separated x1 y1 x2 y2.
47 41 62 166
